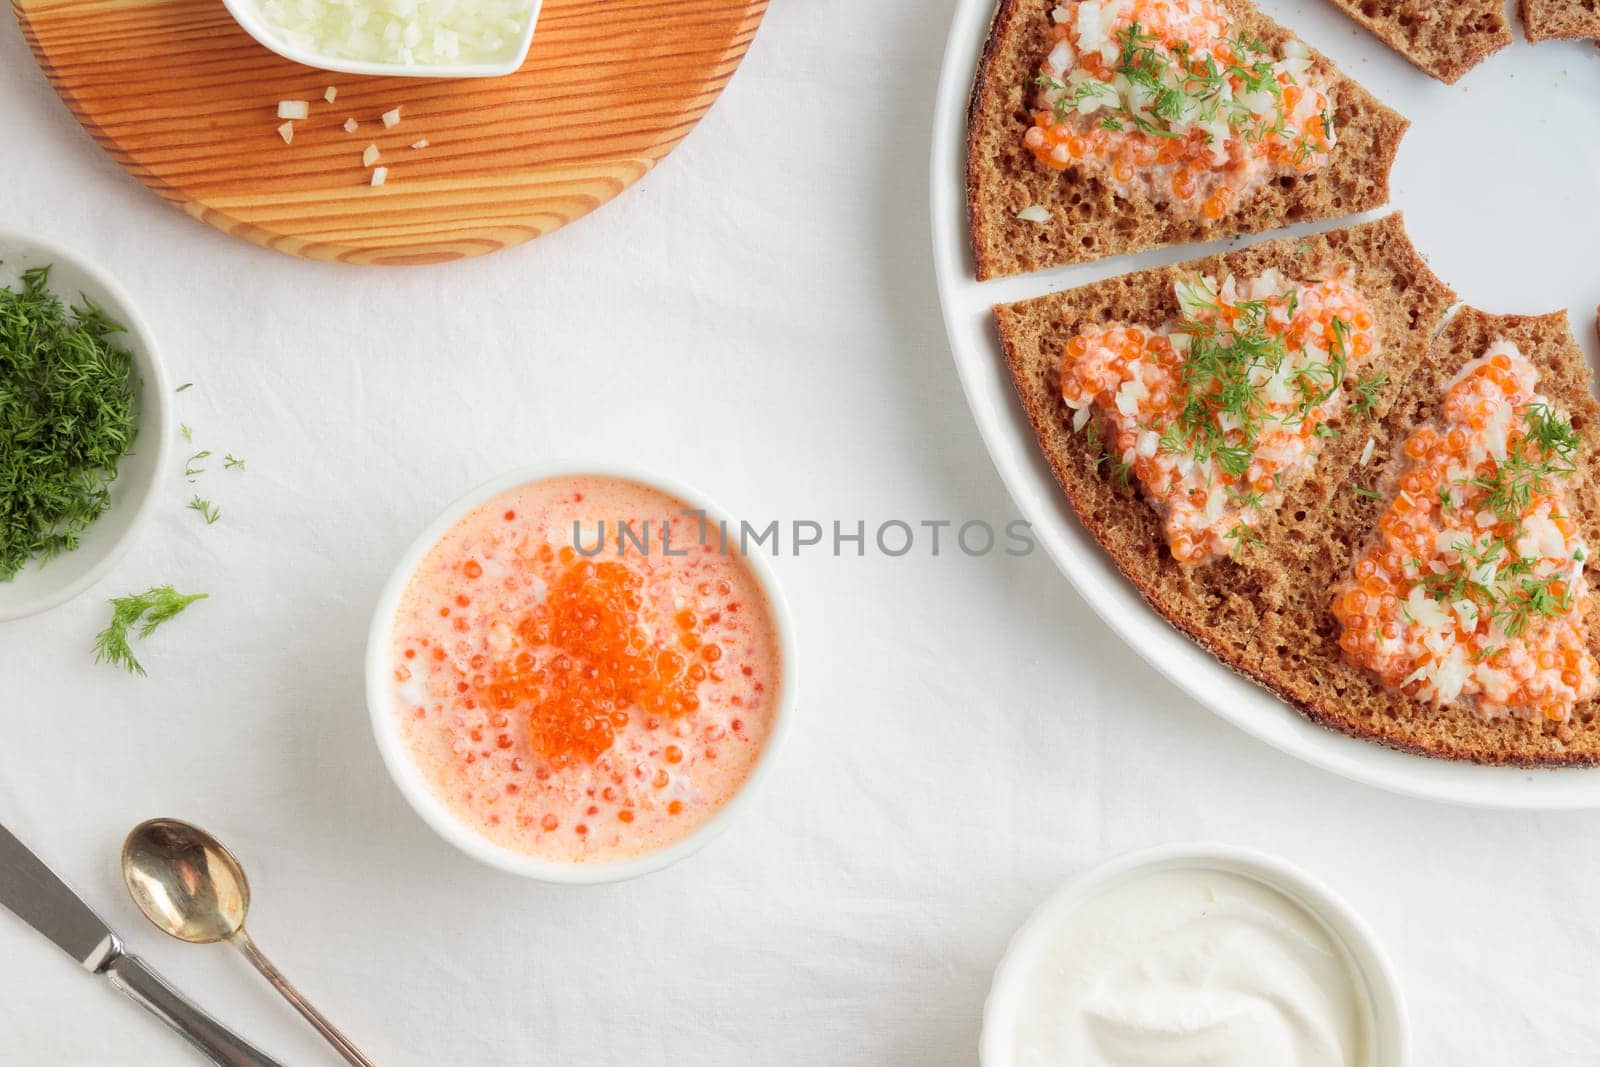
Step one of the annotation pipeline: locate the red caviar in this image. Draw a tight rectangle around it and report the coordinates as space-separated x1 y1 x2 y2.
1333 343 1598 721
478 556 707 767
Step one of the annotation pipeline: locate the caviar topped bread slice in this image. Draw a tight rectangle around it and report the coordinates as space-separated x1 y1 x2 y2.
1305 310 1600 767
998 227 1600 767
1521 0 1600 42
1322 0 1510 83
1249 308 1600 764
967 0 1407 279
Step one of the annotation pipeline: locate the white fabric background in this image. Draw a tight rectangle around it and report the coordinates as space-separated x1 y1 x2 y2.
4 1 1600 1063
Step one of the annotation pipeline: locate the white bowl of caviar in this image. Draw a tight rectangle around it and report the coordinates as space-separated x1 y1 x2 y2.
0 229 172 622
366 464 798 884
224 0 542 78
980 843 1407 1066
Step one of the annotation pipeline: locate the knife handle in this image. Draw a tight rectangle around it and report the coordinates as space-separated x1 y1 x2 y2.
102 952 285 1067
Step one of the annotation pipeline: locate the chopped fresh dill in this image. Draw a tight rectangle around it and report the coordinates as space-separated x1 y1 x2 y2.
1492 575 1573 639
1351 371 1388 417
0 265 139 582
93 585 207 676
1159 292 1285 475
1293 316 1349 420
1224 522 1262 549
1079 417 1134 491
1470 402 1579 524
187 495 220 525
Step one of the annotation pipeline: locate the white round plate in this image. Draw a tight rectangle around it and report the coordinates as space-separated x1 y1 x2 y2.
930 0 1600 808
0 230 171 621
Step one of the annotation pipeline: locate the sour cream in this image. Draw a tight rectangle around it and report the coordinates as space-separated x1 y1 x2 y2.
1010 868 1368 1066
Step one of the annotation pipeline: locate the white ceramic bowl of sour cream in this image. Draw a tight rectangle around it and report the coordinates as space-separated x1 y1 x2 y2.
980 843 1407 1067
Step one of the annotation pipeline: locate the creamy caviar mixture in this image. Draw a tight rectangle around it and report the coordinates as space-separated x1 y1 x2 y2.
1061 266 1380 564
390 476 782 864
1010 869 1367 1067
1027 0 1335 220
1334 344 1599 722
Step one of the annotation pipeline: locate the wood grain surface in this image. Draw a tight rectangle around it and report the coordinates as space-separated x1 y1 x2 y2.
13 0 766 265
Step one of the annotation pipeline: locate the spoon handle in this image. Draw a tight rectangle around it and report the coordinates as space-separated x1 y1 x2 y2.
227 929 376 1067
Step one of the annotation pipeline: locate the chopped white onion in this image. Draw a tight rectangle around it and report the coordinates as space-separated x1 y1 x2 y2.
362 144 380 167
370 166 388 187
276 121 294 144
1016 204 1050 223
255 0 533 67
277 100 309 120
343 118 359 134
324 86 338 103
382 107 402 128
411 139 430 149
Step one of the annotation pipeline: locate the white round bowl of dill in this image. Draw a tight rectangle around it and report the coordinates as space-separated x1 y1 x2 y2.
0 230 171 621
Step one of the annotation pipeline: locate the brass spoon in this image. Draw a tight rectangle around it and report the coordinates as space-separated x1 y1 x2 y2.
121 818 375 1067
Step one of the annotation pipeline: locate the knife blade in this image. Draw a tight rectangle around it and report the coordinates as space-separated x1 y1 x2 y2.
0 820 119 969
0 820 285 1067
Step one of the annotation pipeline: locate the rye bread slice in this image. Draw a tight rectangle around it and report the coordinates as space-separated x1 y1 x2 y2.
966 0 1408 280
1292 303 1600 764
1521 0 1600 42
1322 0 1511 83
1002 227 1600 764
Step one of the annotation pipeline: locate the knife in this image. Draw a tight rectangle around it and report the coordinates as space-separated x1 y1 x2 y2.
0 821 284 1066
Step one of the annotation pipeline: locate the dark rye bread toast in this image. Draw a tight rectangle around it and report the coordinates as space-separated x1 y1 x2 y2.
1001 245 1600 763
1305 303 1600 764
1323 0 1510 82
966 0 1407 280
1521 0 1600 42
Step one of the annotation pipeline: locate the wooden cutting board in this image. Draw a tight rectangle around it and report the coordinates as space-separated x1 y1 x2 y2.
14 0 766 265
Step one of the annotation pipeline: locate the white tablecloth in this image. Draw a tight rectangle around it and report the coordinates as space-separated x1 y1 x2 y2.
4 1 1600 1063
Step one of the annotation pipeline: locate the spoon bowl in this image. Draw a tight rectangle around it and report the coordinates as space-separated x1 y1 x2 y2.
122 819 249 945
